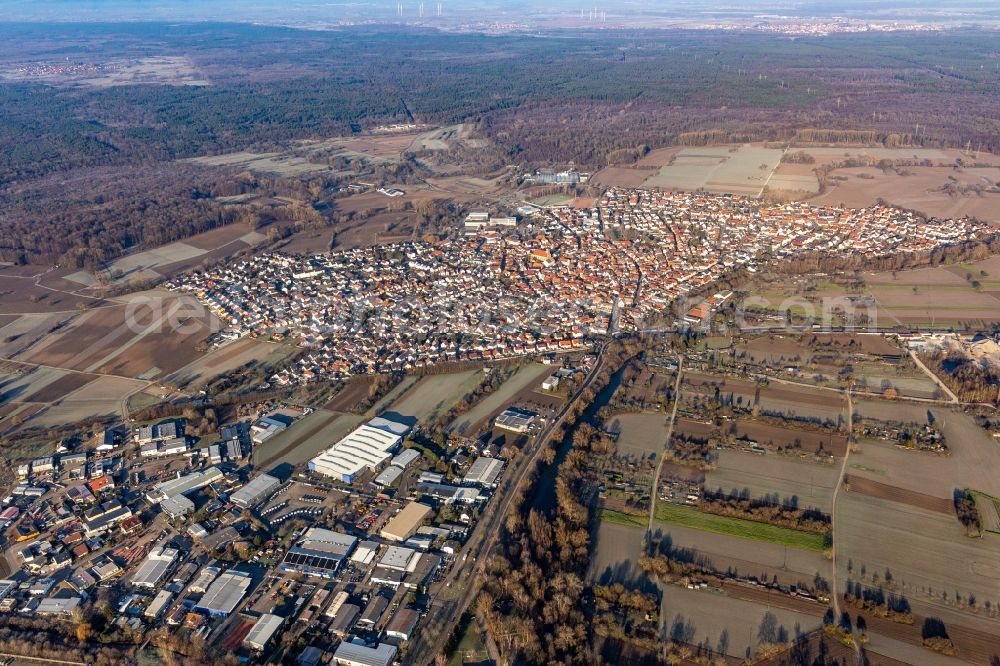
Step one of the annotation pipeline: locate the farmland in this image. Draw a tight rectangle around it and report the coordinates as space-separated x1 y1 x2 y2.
849 407 1000 500
384 369 482 424
164 338 293 390
593 145 784 197
606 412 670 460
653 502 827 552
705 450 839 513
26 375 146 429
729 419 848 457
837 491 1000 634
661 584 822 660
589 516 651 590
810 164 1000 223
743 257 1000 330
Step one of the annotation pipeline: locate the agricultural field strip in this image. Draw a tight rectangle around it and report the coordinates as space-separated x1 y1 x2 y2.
836 492 1000 623
80 299 188 374
388 370 481 423
705 450 838 513
653 502 826 552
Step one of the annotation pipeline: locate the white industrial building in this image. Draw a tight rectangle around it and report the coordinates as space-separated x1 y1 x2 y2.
230 473 280 508
147 467 222 502
462 457 505 488
144 590 174 619
131 546 179 588
308 417 410 483
196 570 252 617
244 613 284 651
333 642 397 666
160 495 195 519
494 407 536 433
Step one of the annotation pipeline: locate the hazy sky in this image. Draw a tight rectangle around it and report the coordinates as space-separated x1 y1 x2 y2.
3 0 997 24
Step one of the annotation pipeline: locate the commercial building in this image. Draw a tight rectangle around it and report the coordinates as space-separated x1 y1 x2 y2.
147 467 222 503
377 546 420 572
330 603 361 638
131 546 179 588
145 590 174 619
385 607 420 641
82 502 133 537
357 594 390 629
160 495 195 519
251 415 289 445
230 473 280 508
379 501 432 542
135 421 183 444
333 642 397 666
244 613 284 651
188 566 220 594
280 527 357 579
36 596 81 615
494 407 536 433
350 540 380 566
416 482 479 504
196 570 252 617
462 456 505 488
309 417 410 483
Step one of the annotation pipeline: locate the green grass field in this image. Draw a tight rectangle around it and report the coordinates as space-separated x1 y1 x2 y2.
653 502 827 552
599 508 647 529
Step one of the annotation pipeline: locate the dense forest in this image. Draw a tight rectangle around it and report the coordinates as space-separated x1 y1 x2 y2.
1 22 998 265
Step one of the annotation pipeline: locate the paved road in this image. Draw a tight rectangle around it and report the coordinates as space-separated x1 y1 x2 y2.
407 346 607 665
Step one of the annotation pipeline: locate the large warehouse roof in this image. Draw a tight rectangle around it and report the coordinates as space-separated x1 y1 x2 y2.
131 546 179 588
380 501 432 542
244 613 283 650
309 417 410 481
463 456 505 487
280 527 358 578
196 570 252 616
147 467 222 502
333 642 397 666
230 473 280 508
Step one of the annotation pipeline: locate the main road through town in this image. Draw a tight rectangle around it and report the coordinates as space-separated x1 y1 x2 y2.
407 345 608 665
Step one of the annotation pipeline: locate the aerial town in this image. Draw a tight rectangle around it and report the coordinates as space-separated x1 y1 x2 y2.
169 188 991 380
1 184 997 666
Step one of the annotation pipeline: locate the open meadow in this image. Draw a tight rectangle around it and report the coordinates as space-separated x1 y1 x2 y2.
662 584 822 660
654 502 826 552
705 450 839 513
607 412 670 460
588 519 652 591
384 370 482 424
